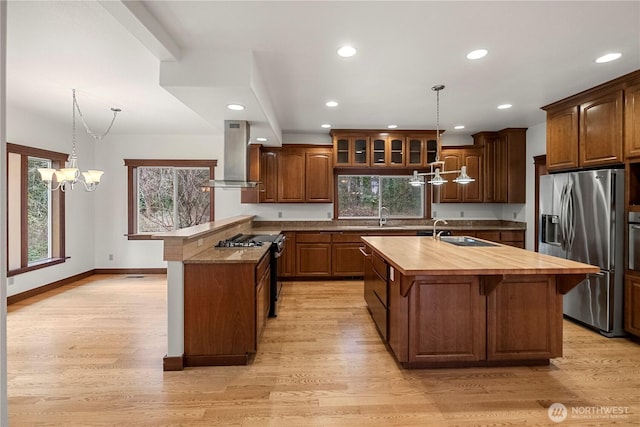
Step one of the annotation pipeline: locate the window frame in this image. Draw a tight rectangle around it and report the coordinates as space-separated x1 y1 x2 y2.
6 143 67 276
333 168 431 220
124 159 217 240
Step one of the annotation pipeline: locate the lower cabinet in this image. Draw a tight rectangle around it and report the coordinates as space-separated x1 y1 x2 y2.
281 228 526 279
363 250 388 340
408 276 486 364
296 232 332 276
625 273 640 337
183 252 270 366
364 244 561 368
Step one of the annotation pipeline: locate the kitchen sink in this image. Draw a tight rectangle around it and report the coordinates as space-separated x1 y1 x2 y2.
439 236 498 247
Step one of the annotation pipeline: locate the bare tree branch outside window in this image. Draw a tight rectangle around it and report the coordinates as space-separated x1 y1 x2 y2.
137 167 210 232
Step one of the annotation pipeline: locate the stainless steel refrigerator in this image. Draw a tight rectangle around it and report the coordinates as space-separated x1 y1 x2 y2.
538 168 625 337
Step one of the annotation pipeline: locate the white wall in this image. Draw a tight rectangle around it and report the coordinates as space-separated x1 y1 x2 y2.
525 122 547 249
6 106 98 297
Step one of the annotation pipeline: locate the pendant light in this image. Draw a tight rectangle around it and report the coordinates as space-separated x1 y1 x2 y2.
409 84 474 186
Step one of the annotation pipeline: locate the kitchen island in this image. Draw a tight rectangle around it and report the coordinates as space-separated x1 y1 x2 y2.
361 235 600 368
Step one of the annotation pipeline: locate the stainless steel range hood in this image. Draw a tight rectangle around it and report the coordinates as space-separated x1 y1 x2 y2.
203 120 259 188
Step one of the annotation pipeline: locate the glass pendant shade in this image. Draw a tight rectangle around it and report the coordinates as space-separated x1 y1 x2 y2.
428 168 448 185
453 166 475 184
409 170 425 187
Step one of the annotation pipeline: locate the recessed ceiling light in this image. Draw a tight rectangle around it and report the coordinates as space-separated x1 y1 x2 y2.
595 52 622 63
256 137 267 142
325 101 339 107
387 124 398 129
226 104 245 111
497 104 512 110
454 125 465 130
466 49 488 60
337 45 357 58
321 124 331 128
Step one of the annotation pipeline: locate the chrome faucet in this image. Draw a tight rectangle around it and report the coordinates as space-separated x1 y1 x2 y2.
433 218 448 240
379 206 390 227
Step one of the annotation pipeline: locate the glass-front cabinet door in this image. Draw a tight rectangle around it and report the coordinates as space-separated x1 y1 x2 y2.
333 135 370 166
407 138 424 166
371 137 387 165
334 137 351 165
353 137 368 166
389 136 405 166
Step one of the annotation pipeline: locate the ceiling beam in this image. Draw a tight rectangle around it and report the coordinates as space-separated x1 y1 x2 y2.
99 0 181 62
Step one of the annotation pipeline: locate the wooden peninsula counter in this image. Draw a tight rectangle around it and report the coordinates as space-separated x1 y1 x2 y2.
361 235 599 368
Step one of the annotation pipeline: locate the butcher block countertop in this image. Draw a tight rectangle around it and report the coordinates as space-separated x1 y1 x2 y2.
361 235 599 277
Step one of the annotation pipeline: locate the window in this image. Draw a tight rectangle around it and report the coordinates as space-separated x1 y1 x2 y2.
337 175 425 219
6 143 67 275
124 159 217 239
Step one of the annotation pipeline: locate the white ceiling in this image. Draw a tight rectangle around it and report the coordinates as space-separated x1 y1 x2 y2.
6 1 640 144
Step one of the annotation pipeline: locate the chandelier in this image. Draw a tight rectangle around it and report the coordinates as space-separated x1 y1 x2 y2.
409 85 475 187
38 89 121 192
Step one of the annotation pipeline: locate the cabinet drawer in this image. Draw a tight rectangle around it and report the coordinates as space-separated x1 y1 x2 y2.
331 232 363 243
500 231 524 242
373 253 388 280
368 290 388 341
256 252 270 282
476 231 500 242
296 232 332 243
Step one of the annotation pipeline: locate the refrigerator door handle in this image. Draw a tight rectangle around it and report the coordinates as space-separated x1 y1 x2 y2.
566 182 576 250
588 272 605 278
559 183 568 251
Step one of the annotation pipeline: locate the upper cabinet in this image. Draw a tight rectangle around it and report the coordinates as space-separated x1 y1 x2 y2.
579 89 624 168
542 70 640 171
331 130 437 168
545 105 579 171
243 145 333 204
474 128 526 204
625 78 640 159
333 134 369 167
436 147 484 203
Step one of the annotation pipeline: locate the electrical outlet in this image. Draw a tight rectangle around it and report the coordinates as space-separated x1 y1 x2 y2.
433 211 437 218
7 277 14 285
108 254 114 261
513 211 517 220
327 211 332 219
197 238 204 247
460 211 464 218
278 211 283 218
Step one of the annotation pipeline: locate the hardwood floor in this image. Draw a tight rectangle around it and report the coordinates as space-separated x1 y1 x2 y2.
7 275 640 426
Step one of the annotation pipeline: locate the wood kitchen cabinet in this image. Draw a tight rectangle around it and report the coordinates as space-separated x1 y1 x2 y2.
437 147 483 203
260 150 278 203
363 250 389 340
545 105 579 172
305 150 333 202
331 130 438 168
625 80 640 159
277 148 306 202
333 134 369 167
183 252 270 366
475 129 526 204
295 232 332 276
248 145 333 203
625 273 640 337
579 89 624 168
277 231 296 277
331 232 365 276
542 70 640 171
370 133 406 167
